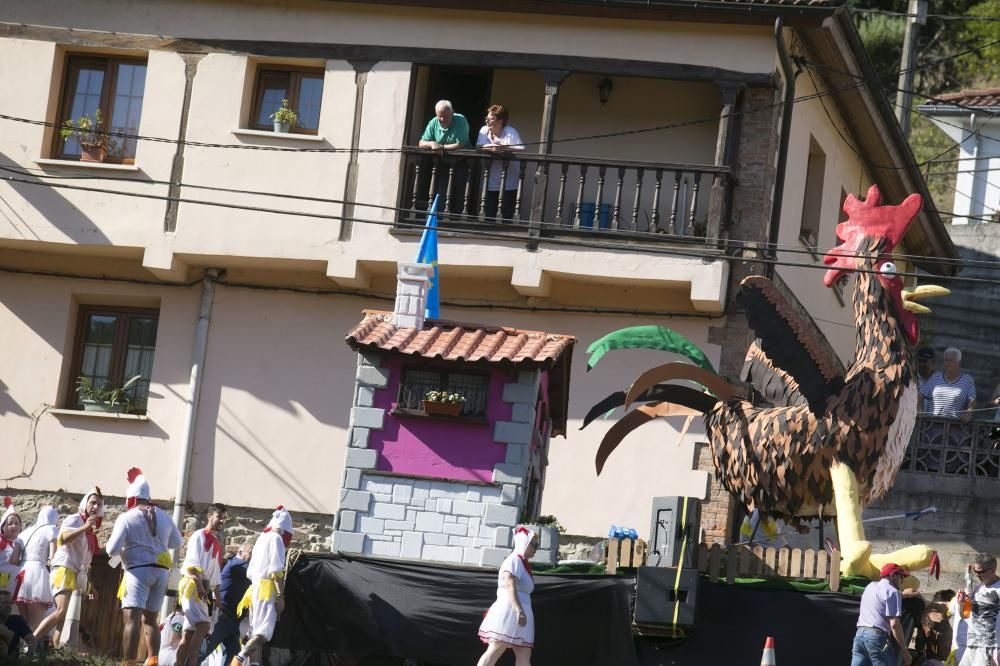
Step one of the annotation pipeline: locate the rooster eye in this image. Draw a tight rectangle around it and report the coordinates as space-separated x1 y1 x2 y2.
880 262 898 276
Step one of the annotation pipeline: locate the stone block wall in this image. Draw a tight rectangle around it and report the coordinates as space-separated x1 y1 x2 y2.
333 352 555 566
0 489 333 554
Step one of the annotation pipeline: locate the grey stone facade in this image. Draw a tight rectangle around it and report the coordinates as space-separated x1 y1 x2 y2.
333 355 559 567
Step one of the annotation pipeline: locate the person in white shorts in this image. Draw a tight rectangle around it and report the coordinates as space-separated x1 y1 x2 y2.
106 467 182 666
30 489 104 647
230 506 293 666
176 503 227 666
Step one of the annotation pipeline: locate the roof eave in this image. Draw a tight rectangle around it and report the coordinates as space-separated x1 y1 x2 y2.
800 12 959 275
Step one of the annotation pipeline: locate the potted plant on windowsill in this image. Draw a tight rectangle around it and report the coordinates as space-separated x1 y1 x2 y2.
60 109 113 162
270 99 299 134
422 391 465 417
76 374 142 414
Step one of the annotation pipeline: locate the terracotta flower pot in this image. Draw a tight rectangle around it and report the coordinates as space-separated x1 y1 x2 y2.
422 400 463 417
79 144 108 163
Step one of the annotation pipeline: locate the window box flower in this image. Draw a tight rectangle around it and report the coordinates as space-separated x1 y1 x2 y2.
422 391 465 417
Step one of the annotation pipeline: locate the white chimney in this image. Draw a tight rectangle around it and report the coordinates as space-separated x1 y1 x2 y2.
393 262 434 329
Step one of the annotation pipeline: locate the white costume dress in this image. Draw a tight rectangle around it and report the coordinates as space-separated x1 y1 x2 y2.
179 527 224 629
0 498 21 596
106 468 183 612
478 528 536 648
243 507 291 642
50 490 104 596
14 506 59 606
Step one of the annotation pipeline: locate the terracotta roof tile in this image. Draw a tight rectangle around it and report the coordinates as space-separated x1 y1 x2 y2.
346 310 575 368
922 89 1000 109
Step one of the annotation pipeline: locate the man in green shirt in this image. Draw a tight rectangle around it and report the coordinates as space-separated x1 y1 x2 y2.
418 100 471 213
419 99 471 149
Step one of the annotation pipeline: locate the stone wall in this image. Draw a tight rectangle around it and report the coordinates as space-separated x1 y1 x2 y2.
333 351 556 566
0 489 334 553
921 223 1000 405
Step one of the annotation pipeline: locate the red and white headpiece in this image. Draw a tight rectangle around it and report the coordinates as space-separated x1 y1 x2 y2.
266 505 293 535
125 467 150 509
0 497 18 531
513 526 536 557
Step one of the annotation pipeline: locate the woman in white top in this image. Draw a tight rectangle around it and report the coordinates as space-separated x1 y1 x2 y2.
477 527 538 666
476 104 524 224
14 506 59 629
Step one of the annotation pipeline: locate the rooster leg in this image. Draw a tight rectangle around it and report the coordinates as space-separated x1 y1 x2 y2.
830 462 936 587
829 462 878 579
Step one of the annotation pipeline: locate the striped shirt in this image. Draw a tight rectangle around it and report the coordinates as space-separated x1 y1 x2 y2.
920 372 977 418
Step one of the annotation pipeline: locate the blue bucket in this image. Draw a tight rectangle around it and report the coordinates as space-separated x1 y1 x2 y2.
576 202 612 229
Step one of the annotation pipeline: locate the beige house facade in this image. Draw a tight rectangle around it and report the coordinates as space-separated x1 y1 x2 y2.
0 0 956 553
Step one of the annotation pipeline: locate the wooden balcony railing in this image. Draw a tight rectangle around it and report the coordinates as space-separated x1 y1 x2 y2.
396 147 735 245
901 415 1000 478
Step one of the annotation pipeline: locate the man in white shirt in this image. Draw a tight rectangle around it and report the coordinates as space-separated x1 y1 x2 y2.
957 553 1000 666
230 506 293 666
106 467 183 666
176 503 227 666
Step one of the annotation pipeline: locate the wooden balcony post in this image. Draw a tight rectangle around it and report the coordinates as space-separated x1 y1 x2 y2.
706 82 743 244
340 60 376 241
528 69 569 249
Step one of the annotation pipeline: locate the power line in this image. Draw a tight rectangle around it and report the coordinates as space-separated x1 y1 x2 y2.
0 162 989 272
850 6 1000 22
8 170 1000 284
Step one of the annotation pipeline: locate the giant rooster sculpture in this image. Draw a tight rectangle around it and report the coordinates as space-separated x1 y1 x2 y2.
587 186 949 580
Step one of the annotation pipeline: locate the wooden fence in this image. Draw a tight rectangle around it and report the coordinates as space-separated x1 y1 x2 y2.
695 543 841 591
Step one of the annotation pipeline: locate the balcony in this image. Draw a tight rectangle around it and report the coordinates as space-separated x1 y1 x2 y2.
901 416 1000 479
395 147 734 248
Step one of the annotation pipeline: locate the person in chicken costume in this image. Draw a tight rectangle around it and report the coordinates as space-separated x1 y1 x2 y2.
14 505 60 631
175 503 228 666
30 489 104 647
106 468 182 666
230 506 292 666
0 498 22 601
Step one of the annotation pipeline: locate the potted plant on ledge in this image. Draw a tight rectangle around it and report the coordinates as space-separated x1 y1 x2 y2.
422 391 465 417
60 109 113 162
270 99 299 133
76 374 142 414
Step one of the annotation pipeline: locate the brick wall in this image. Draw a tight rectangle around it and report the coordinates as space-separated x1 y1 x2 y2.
700 85 783 545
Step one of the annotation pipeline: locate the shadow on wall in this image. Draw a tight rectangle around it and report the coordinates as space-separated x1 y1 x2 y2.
186 285 358 510
0 379 27 417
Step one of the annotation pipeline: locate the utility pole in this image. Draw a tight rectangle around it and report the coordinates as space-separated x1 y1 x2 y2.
895 0 928 139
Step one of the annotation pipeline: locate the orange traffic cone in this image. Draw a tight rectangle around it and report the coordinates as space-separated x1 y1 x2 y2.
760 636 776 666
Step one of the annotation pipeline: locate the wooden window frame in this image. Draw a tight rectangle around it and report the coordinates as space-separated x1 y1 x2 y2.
397 364 491 417
52 54 149 164
65 305 160 414
799 136 827 251
249 65 325 135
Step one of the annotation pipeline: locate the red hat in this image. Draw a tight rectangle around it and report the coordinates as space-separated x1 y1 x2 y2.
880 563 909 578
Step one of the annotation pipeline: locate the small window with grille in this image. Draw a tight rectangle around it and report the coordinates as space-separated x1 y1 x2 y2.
398 366 489 417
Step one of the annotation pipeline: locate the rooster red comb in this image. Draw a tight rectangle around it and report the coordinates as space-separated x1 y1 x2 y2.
127 467 143 483
823 185 922 287
2 497 10 509
514 526 530 536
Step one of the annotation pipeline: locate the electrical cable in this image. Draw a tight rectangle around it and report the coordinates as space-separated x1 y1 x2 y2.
8 171 1000 285
0 162 992 272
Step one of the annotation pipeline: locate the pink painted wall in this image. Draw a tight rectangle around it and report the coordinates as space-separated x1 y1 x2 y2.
369 356 528 482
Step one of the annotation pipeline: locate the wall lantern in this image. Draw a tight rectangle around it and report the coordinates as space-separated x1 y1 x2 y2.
598 77 614 105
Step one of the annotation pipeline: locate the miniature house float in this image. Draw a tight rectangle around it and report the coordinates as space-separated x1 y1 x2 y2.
332 263 575 567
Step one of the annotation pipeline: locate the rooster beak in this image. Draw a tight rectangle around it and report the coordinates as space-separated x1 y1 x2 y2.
902 284 950 314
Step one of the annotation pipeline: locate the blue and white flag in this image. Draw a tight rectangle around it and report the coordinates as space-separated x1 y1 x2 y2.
416 195 440 320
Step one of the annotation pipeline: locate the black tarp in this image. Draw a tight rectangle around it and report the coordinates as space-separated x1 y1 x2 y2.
273 553 861 666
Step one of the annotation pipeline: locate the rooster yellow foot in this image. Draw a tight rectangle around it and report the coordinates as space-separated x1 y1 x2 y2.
841 540 936 590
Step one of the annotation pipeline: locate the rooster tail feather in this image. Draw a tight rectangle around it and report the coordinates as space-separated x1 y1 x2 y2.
623 362 737 410
581 385 719 430
586 326 716 373
595 402 709 475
